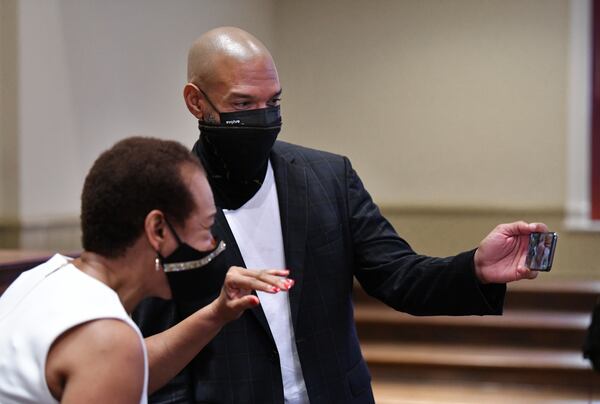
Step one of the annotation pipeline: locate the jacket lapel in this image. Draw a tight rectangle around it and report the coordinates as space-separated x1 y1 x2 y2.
213 209 244 266
214 209 275 343
271 149 308 329
214 145 308 340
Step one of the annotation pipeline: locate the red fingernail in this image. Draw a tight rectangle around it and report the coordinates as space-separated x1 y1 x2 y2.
272 287 280 292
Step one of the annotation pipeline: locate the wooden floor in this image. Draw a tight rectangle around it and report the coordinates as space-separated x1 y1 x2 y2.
355 280 600 403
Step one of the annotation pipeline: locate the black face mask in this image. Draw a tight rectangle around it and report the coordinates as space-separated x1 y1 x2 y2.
159 219 226 273
193 89 282 210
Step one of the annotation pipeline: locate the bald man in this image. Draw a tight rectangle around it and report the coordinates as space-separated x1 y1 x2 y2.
133 27 546 404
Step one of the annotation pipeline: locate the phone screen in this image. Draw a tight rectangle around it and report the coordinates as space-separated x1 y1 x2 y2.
525 232 558 271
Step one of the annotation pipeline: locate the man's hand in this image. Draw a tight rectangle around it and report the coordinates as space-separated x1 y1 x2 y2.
474 221 548 284
211 266 294 323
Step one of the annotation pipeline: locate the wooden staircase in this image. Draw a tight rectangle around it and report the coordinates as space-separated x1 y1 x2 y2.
354 280 600 402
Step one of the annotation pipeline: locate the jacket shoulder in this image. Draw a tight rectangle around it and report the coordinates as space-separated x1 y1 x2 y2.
272 140 347 168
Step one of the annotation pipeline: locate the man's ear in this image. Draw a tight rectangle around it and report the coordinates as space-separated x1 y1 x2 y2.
183 83 203 119
145 210 166 252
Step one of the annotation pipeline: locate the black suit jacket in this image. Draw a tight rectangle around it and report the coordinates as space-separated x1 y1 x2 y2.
133 141 506 404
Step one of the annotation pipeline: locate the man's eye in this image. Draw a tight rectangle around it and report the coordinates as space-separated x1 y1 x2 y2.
233 101 252 109
269 98 282 106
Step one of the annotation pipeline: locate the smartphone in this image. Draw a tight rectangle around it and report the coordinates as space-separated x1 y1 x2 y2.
525 232 558 271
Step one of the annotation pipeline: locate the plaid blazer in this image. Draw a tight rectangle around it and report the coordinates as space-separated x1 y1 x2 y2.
133 141 506 404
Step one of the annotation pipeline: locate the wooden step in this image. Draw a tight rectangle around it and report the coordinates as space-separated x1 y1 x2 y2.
355 281 600 394
355 305 590 349
505 280 600 312
356 305 589 332
353 279 600 312
362 342 600 388
371 379 597 403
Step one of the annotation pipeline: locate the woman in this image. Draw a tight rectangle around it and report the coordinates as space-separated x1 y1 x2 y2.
0 137 292 403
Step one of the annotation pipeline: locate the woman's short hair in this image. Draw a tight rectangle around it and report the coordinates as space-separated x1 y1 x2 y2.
81 136 203 258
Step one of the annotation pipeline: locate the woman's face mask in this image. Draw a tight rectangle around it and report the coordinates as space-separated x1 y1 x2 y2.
158 219 226 273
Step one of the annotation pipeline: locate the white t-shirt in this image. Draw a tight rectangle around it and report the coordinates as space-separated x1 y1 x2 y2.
224 161 309 404
0 254 148 404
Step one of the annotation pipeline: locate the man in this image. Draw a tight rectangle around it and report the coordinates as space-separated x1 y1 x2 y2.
0 137 292 403
133 28 547 404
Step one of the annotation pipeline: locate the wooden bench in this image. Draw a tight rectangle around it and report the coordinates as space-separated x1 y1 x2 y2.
0 250 56 294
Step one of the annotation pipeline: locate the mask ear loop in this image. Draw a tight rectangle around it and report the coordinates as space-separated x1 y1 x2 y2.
164 218 183 245
155 218 183 272
197 87 222 118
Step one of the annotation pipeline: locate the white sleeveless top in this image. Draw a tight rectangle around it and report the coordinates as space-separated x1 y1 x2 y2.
0 254 148 404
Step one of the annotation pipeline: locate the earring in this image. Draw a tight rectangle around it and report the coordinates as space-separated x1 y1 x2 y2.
155 256 161 272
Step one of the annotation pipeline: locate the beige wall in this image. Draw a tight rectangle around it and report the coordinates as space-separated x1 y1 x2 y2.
16 0 277 224
274 0 568 209
7 0 277 249
0 0 20 247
